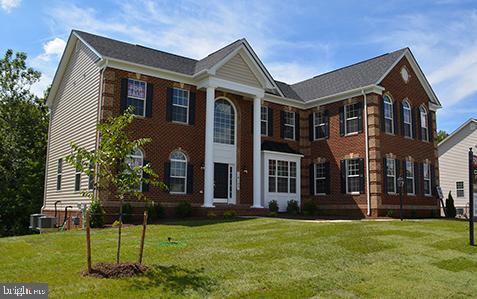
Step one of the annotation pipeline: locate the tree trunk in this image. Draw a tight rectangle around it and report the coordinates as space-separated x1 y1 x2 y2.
116 195 123 264
138 210 148 264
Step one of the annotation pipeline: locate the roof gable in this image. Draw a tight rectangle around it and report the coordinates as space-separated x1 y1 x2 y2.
215 52 262 88
438 119 477 150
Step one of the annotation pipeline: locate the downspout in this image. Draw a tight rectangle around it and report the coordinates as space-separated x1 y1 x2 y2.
362 89 371 216
93 61 107 201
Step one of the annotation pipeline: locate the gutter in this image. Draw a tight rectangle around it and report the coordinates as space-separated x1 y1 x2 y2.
362 89 371 216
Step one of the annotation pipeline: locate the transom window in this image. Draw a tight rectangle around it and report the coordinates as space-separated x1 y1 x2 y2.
56 158 62 191
314 111 327 139
386 158 396 193
268 160 297 193
345 103 360 135
346 159 360 193
383 96 394 134
261 106 268 136
423 162 431 196
456 181 464 198
170 151 187 194
406 160 415 195
171 88 189 123
315 163 327 194
214 99 235 145
403 100 412 138
283 111 295 140
420 106 429 142
127 79 146 117
125 148 144 191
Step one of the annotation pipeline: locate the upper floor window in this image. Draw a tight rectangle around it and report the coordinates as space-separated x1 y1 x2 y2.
171 88 189 123
283 111 295 140
420 106 429 142
56 158 62 191
74 159 81 192
423 162 431 196
456 181 464 198
345 103 360 135
383 95 394 134
127 79 146 117
403 100 412 138
313 111 328 139
386 158 397 193
125 148 144 191
170 151 187 194
214 99 235 145
261 106 268 136
406 160 415 195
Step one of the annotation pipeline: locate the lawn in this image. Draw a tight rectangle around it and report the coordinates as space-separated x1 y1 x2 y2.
1 218 476 298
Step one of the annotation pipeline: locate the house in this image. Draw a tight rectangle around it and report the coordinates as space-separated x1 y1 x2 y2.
438 119 477 217
42 30 442 220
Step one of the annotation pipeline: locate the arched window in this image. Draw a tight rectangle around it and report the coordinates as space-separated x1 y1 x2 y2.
383 95 394 134
420 105 428 142
402 100 412 138
214 99 235 145
126 148 144 191
170 151 187 194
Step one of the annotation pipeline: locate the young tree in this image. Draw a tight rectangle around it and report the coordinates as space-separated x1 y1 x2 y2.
0 49 48 236
67 107 166 264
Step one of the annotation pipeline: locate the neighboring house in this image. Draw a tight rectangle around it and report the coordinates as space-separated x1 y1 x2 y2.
42 30 442 219
438 119 477 217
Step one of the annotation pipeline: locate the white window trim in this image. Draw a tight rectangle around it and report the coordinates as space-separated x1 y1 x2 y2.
384 96 394 135
344 103 359 136
171 87 190 124
420 106 429 142
127 79 147 118
269 159 297 194
406 160 415 195
74 168 81 192
456 181 464 198
403 100 413 138
170 152 187 195
88 162 94 191
213 98 236 145
284 111 295 140
313 112 326 140
314 163 327 195
126 149 144 192
386 158 397 194
261 106 268 136
56 158 62 191
346 159 360 195
423 162 431 196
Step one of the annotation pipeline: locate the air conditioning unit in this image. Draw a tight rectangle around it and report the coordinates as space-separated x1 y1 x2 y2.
29 214 45 229
38 216 57 229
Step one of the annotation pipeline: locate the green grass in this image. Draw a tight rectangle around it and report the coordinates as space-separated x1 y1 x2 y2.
1 218 477 298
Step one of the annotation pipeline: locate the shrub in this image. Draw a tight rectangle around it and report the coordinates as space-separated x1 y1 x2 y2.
207 212 217 219
268 200 279 213
445 191 457 218
386 209 394 218
286 200 299 215
411 209 417 219
268 212 277 217
303 200 317 216
223 210 236 219
122 203 133 223
89 199 105 228
146 201 164 223
175 201 192 218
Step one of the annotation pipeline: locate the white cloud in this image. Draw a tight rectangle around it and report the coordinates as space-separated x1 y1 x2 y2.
36 38 66 62
267 62 326 84
0 0 20 13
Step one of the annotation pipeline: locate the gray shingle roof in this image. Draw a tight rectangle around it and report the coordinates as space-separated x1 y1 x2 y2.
74 30 407 103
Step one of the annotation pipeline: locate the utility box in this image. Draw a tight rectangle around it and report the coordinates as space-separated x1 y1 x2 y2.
38 216 56 229
29 213 45 229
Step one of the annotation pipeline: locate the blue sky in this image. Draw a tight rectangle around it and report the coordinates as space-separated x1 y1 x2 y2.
1 0 477 133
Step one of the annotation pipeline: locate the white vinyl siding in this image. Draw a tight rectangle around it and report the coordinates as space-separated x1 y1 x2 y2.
216 53 261 88
44 40 100 211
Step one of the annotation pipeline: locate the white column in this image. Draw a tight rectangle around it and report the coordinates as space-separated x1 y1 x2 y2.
252 96 263 208
203 86 215 207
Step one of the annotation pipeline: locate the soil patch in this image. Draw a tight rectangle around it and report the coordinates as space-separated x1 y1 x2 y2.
83 262 149 278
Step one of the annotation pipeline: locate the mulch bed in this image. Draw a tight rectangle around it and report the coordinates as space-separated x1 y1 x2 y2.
83 262 150 278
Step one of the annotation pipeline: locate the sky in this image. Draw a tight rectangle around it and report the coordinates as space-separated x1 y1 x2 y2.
1 0 477 133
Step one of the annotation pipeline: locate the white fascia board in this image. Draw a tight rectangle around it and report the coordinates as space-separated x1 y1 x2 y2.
262 150 304 158
437 118 477 148
302 85 384 109
264 93 305 109
198 77 265 98
73 31 102 59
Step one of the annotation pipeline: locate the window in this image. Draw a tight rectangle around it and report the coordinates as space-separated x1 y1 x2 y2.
171 88 189 123
403 100 412 138
74 161 81 192
346 159 360 193
170 151 187 194
214 99 235 145
420 106 428 142
56 158 62 191
127 79 146 117
386 158 396 193
406 160 415 195
268 159 297 193
88 161 94 191
456 181 464 197
261 106 268 136
401 67 410 83
125 148 144 191
423 162 431 196
383 96 394 134
283 111 295 139
345 103 360 135
315 163 327 194
313 111 327 139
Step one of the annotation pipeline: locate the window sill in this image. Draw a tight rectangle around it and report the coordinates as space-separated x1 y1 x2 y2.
315 193 327 196
404 136 414 140
347 192 360 195
344 132 359 137
170 192 187 195
313 137 328 141
284 138 297 142
171 120 190 126
385 132 395 136
387 192 398 196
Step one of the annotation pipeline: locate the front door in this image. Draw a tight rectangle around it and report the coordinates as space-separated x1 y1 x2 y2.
214 163 229 200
